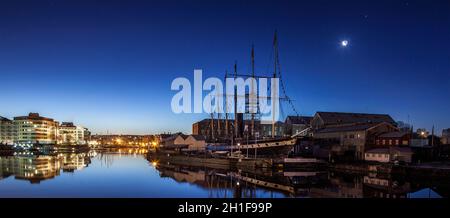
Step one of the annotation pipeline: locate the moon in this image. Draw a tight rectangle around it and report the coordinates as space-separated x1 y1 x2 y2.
341 40 349 47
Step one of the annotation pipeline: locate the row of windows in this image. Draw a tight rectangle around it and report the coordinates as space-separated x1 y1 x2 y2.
366 153 389 158
376 139 408 146
344 134 361 139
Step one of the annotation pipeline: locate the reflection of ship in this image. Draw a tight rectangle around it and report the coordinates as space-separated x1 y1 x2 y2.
151 155 448 198
151 153 330 198
155 162 327 198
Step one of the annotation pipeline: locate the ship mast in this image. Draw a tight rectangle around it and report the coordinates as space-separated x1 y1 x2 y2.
233 62 238 139
224 71 229 138
272 31 278 138
251 44 255 139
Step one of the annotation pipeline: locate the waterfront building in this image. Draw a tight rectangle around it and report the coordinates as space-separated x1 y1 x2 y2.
192 118 237 140
13 113 58 146
375 132 411 146
83 127 91 142
311 112 398 160
284 115 312 136
160 134 207 151
311 111 396 130
160 133 189 150
57 122 86 145
441 128 450 145
314 122 398 160
0 116 15 145
184 135 207 151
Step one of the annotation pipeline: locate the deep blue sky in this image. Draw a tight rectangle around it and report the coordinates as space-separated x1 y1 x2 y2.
1 0 449 135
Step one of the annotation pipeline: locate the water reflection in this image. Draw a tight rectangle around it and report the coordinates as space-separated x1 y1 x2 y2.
153 160 449 198
0 149 448 198
0 152 94 184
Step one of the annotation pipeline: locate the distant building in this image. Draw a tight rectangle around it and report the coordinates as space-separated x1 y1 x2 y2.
314 122 398 160
260 121 285 138
311 112 398 160
0 116 15 145
184 135 207 151
57 122 87 145
13 113 58 146
160 133 188 150
192 119 234 139
311 112 396 130
441 128 450 145
375 132 411 146
285 116 312 136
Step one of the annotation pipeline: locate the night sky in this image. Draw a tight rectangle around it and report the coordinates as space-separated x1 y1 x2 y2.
0 0 449 134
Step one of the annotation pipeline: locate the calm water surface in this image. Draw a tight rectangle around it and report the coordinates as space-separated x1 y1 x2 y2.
0 149 447 198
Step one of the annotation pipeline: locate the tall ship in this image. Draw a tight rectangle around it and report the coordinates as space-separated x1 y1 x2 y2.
192 32 300 159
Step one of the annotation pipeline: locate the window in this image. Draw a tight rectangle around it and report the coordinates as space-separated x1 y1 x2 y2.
395 140 399 145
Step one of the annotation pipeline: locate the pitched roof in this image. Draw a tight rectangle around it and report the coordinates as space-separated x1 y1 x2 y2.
315 123 381 134
316 112 395 126
189 135 206 141
0 116 11 122
378 131 409 138
161 133 187 142
285 116 312 125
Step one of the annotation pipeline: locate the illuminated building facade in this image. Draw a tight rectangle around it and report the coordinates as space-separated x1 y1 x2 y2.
0 116 15 145
57 122 86 145
13 113 58 146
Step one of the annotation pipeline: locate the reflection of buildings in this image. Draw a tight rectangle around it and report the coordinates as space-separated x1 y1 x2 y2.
0 153 91 183
363 176 411 198
0 155 60 183
153 158 445 198
307 173 364 198
59 153 91 172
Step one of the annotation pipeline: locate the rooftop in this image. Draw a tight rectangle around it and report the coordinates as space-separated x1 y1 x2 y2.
315 123 383 134
285 116 313 125
378 131 410 138
316 112 396 126
14 113 54 122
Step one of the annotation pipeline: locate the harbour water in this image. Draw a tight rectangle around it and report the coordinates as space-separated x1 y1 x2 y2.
0 149 447 198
